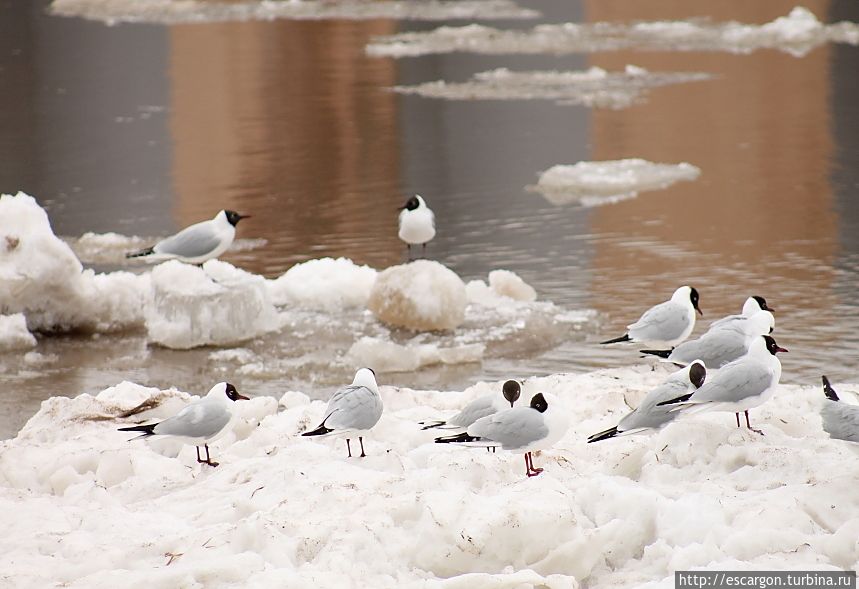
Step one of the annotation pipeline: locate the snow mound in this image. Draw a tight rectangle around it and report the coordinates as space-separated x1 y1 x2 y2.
367 7 859 58
2 371 858 587
347 336 484 372
0 314 36 351
268 257 377 310
529 159 701 206
368 260 467 331
50 0 537 25
146 260 282 349
0 192 149 334
488 269 536 302
393 66 712 109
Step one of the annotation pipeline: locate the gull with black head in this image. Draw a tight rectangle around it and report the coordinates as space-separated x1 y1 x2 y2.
820 376 859 443
601 285 702 348
398 194 435 260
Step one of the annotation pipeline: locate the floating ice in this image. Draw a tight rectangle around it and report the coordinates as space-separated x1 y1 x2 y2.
368 260 467 331
3 372 858 587
393 66 712 109
368 7 859 58
487 269 537 302
267 257 377 310
0 314 36 351
346 336 484 372
529 159 701 207
50 0 537 25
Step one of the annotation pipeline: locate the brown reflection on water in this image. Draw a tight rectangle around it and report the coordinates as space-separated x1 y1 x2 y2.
167 19 401 275
583 1 838 348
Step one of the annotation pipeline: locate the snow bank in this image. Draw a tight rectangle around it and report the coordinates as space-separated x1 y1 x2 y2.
368 260 467 331
146 260 282 349
0 314 36 351
2 370 857 588
50 0 537 25
0 192 149 333
393 66 712 110
367 7 859 58
267 257 377 310
529 159 701 206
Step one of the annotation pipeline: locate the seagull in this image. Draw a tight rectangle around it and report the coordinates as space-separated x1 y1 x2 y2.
434 392 570 477
600 286 703 348
820 376 859 443
640 310 774 369
398 194 435 260
302 368 383 458
588 360 706 443
707 295 774 331
126 209 250 265
118 382 249 467
657 334 787 435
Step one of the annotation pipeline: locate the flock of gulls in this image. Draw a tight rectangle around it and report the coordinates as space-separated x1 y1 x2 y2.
117 200 859 478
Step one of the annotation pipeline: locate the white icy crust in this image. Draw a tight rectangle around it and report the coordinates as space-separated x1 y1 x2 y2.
532 159 701 206
2 371 858 588
0 314 36 351
268 257 377 310
368 7 859 58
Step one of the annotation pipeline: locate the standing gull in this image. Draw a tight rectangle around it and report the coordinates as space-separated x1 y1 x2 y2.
118 382 249 467
588 360 706 443
435 392 570 477
302 368 383 458
398 194 435 260
658 335 787 435
126 209 250 265
600 285 702 348
820 376 859 443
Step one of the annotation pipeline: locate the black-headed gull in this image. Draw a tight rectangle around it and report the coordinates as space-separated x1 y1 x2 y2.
398 194 435 259
302 368 383 458
126 209 250 265
708 295 774 331
820 376 859 443
118 382 249 467
601 285 702 347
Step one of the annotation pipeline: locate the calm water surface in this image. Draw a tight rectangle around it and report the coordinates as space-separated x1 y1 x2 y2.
1 0 858 438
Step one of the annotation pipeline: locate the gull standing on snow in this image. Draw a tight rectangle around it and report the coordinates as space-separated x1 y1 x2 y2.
126 209 250 265
302 368 383 458
118 382 249 467
657 335 787 435
708 295 774 331
398 194 435 260
600 286 703 348
640 310 774 369
820 376 859 443
588 360 707 443
435 392 570 477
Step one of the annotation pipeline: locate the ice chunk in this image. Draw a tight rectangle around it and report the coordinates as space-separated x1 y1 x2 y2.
146 260 282 349
367 260 467 331
530 159 701 207
0 314 36 351
267 257 378 310
488 270 536 302
346 336 484 372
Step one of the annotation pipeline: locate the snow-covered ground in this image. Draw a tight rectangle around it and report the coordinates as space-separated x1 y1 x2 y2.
393 66 712 110
50 0 537 25
367 7 859 58
2 369 857 588
529 159 701 207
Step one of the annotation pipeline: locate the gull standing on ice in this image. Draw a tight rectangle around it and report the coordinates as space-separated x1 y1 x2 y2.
600 285 703 348
640 310 774 369
118 382 249 467
398 194 435 260
657 335 787 435
435 392 570 477
708 295 774 331
820 376 859 443
588 360 706 443
126 209 250 265
302 368 383 458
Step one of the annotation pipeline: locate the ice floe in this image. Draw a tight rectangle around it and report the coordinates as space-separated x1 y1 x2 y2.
529 159 701 207
2 371 857 587
393 66 713 110
50 0 537 25
367 7 859 58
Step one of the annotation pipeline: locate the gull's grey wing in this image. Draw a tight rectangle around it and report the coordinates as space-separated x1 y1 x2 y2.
619 378 690 431
691 361 773 404
154 401 230 439
821 401 859 443
628 301 690 343
448 394 498 428
154 222 222 259
670 330 745 368
323 385 383 431
468 407 548 451
708 313 744 330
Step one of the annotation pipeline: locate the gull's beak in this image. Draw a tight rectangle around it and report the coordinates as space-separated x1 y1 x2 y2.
237 393 250 400
696 306 703 316
766 305 775 312
776 346 789 353
238 214 252 220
